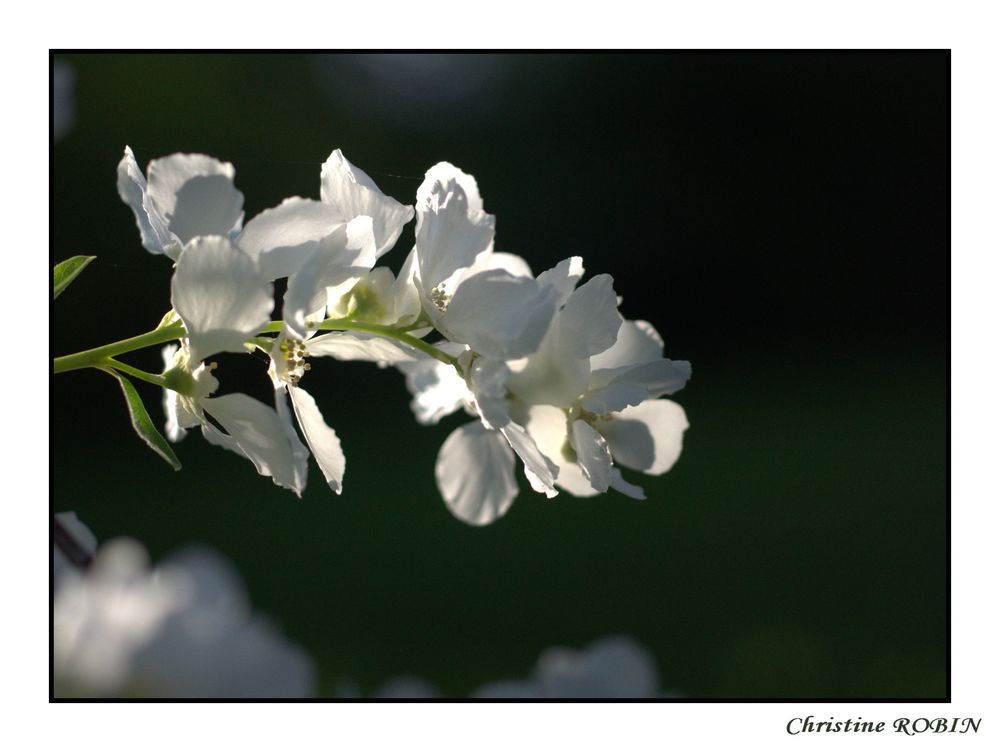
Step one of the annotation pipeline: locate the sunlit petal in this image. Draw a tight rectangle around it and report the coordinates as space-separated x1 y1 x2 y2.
170 237 273 362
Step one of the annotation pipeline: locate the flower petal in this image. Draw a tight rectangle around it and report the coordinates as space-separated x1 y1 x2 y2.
421 161 485 213
289 386 345 494
571 420 613 493
609 469 646 500
320 149 414 257
391 249 424 326
589 359 692 397
500 422 559 498
590 319 664 371
483 252 533 278
145 153 244 246
525 405 600 498
536 256 585 307
201 392 309 497
306 331 421 365
435 422 518 526
468 357 512 430
282 216 377 338
170 237 274 362
238 197 346 281
161 345 193 442
441 269 558 359
597 399 689 475
579 381 649 415
414 162 495 293
397 349 471 424
558 273 622 359
116 146 175 257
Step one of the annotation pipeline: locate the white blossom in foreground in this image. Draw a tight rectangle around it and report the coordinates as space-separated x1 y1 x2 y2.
117 147 245 261
472 635 662 698
364 635 667 699
54 536 315 698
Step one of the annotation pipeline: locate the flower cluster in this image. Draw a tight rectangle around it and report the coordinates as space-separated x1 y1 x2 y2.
115 147 691 524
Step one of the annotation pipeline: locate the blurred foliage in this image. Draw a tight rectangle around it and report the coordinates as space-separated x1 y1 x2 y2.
52 52 947 698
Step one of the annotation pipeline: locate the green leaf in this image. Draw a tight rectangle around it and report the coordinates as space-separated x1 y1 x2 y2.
53 255 97 300
100 367 182 471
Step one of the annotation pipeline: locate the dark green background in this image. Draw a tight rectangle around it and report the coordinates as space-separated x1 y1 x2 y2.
51 53 948 698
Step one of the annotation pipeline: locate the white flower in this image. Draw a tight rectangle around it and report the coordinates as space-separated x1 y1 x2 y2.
264 332 347 495
326 255 424 329
117 146 245 261
472 635 662 698
398 347 558 525
523 317 692 499
364 635 667 699
54 536 315 698
162 344 310 496
401 255 691 521
410 162 559 359
400 258 620 525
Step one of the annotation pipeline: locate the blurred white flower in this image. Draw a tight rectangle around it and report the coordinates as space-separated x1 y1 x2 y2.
367 635 668 699
473 635 662 698
54 536 315 698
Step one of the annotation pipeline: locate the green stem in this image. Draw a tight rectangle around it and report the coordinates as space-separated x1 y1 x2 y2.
102 357 168 388
53 323 186 374
53 316 458 376
262 318 458 367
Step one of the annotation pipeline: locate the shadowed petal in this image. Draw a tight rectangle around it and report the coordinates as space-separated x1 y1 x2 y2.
145 152 244 246
598 400 689 475
442 269 558 359
435 422 517 525
571 420 613 493
238 197 345 281
201 393 309 497
289 386 345 494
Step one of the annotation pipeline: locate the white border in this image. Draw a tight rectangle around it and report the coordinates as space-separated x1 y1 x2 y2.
12 1 1000 749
